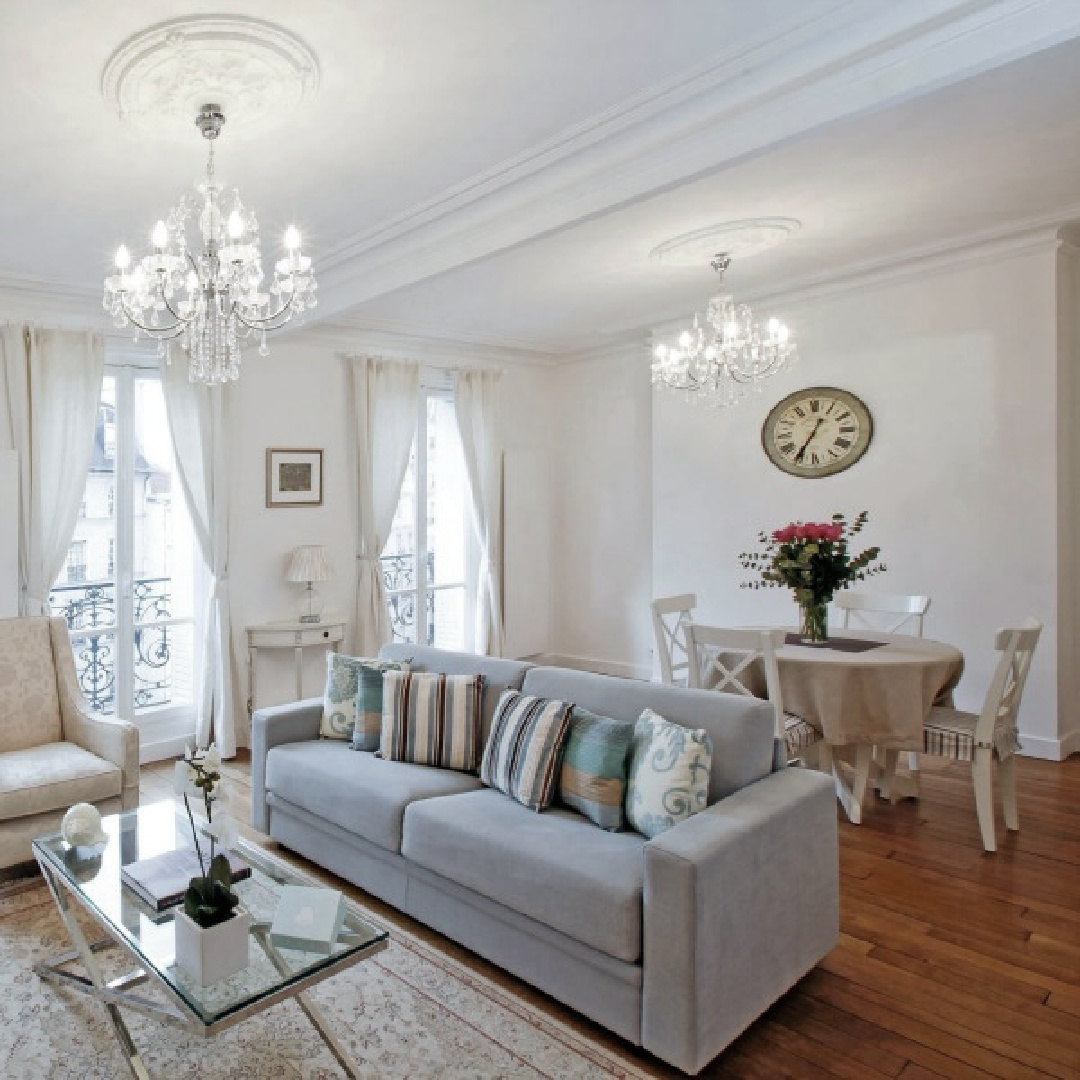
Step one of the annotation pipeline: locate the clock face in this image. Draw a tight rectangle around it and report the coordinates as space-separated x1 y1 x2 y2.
762 387 873 478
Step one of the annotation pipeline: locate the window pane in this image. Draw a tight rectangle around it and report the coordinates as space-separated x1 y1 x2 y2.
431 587 465 651
387 591 419 644
427 396 467 588
133 377 195 622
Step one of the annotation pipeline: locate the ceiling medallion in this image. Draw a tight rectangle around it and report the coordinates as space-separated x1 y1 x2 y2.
102 15 319 139
649 218 801 266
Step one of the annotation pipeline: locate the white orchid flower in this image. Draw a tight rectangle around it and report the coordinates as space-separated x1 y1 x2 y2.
203 744 222 771
173 760 201 799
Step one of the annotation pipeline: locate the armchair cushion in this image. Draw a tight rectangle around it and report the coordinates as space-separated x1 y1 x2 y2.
0 742 122 820
0 617 63 753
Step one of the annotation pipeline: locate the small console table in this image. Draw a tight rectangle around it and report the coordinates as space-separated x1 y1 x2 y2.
247 617 346 716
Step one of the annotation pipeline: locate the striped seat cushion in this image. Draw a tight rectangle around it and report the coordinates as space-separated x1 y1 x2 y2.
783 713 821 756
923 706 1020 763
557 707 635 830
481 690 575 811
380 670 485 772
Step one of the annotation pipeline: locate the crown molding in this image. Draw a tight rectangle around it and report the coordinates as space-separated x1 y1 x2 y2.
292 320 560 368
642 215 1072 343
314 0 1080 319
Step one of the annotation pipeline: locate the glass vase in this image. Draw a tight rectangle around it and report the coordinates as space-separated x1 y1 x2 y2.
798 599 829 644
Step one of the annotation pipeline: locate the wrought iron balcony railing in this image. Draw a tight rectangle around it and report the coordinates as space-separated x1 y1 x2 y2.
48 576 178 714
380 552 436 645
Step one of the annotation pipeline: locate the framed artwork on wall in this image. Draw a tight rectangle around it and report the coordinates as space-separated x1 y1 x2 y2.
266 449 324 507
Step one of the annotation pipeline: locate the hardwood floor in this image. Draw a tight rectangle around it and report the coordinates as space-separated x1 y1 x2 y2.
139 752 1080 1080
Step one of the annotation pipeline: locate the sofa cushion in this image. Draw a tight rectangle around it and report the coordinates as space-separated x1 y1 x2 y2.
0 742 121 820
378 644 532 743
522 666 774 803
481 690 573 811
0 617 62 754
381 671 485 772
265 740 482 853
402 788 647 962
558 707 635 831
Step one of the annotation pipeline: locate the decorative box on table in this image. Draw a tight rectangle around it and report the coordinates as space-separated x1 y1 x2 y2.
270 885 347 954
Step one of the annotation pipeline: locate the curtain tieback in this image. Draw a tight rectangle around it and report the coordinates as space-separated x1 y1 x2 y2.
211 575 230 599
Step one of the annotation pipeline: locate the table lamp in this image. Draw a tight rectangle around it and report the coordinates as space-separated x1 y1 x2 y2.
286 545 333 624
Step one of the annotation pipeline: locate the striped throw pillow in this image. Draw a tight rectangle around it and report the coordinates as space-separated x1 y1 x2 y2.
380 670 485 772
481 690 574 811
321 654 409 740
558 707 635 830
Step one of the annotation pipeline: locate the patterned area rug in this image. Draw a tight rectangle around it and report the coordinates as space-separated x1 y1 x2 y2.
0 875 657 1080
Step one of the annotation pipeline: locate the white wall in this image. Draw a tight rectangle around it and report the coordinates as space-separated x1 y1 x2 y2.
552 244 1075 757
228 337 556 744
551 344 653 677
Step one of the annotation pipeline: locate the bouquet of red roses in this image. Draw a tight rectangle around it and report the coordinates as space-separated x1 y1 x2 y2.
739 511 885 640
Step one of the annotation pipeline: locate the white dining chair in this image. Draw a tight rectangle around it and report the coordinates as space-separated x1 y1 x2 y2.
834 592 931 636
685 624 821 766
883 618 1041 852
650 593 697 686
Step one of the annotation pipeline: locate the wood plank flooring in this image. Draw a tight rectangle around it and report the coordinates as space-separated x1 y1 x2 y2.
138 752 1080 1080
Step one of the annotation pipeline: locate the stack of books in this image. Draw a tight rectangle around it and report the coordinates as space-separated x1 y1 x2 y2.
121 848 251 912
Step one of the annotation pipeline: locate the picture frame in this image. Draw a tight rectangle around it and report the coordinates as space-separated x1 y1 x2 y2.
266 449 323 508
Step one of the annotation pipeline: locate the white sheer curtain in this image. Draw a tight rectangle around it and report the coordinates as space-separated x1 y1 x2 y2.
454 368 504 656
0 325 104 615
163 360 236 756
348 355 420 655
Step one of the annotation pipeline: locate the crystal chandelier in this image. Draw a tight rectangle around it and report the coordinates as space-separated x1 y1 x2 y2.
651 254 795 407
103 103 316 384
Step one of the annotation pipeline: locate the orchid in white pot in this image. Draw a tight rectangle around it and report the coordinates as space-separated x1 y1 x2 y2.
173 744 250 985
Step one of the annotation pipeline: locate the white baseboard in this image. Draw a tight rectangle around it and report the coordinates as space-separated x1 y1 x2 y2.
544 653 652 681
1018 730 1079 761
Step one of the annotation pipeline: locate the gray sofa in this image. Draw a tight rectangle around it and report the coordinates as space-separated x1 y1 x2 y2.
251 645 839 1074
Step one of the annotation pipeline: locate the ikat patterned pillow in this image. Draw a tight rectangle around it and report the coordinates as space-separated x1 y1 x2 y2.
625 707 713 839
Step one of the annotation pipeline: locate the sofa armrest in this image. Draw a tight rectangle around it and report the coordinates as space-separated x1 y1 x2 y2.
250 698 323 833
642 768 839 1074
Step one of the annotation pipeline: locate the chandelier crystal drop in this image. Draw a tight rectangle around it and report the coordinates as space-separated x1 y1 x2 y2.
651 255 795 407
103 104 316 384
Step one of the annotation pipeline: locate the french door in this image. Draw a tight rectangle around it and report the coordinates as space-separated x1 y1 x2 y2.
50 366 200 738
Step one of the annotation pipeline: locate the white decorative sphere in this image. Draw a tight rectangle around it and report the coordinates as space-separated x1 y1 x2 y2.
61 803 107 847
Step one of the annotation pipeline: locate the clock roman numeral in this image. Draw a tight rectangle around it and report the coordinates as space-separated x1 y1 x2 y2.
835 437 852 449
779 442 796 455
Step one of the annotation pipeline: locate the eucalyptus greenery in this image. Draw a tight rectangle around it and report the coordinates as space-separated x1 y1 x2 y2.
178 745 240 929
738 511 886 608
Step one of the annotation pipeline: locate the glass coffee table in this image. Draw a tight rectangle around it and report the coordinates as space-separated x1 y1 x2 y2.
32 800 387 1080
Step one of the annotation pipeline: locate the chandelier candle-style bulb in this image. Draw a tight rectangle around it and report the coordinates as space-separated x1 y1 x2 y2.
651 252 796 408
102 103 317 385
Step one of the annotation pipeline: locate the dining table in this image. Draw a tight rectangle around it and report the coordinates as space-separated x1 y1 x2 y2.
702 627 965 823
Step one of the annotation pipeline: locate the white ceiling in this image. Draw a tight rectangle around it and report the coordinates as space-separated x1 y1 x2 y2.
2 1 1080 355
341 34 1080 353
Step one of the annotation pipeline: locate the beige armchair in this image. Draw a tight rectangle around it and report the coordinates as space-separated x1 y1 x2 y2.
0 616 139 871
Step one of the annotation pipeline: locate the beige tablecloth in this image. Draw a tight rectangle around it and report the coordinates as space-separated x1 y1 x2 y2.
704 629 964 750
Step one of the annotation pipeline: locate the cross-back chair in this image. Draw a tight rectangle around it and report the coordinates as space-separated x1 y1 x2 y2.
684 624 821 766
650 593 697 686
834 592 931 637
884 617 1041 852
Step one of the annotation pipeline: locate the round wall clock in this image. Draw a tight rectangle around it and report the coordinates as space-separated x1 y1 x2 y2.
762 387 873 478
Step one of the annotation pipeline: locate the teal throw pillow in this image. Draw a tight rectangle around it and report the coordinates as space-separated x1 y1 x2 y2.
557 707 635 830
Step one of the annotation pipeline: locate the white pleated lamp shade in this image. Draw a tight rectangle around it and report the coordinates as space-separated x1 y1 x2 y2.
286 545 333 583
